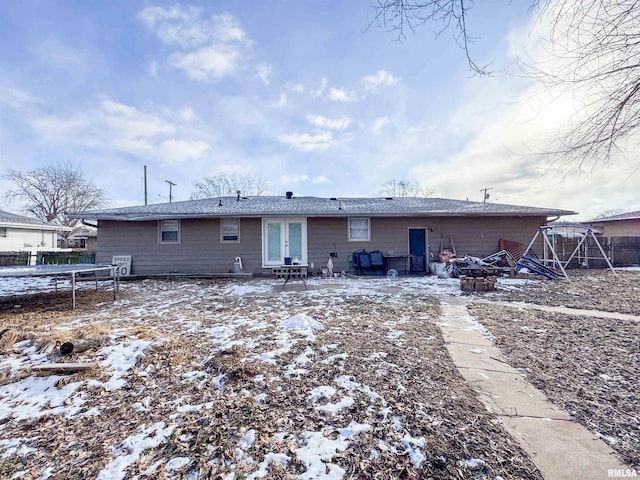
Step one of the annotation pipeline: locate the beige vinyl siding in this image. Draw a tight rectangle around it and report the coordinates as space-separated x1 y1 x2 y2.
97 218 263 275
97 215 547 275
307 216 546 273
593 219 640 237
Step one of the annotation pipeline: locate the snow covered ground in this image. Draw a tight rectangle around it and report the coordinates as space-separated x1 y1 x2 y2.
0 275 545 479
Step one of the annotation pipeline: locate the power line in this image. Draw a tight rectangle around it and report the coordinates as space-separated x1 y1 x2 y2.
165 180 177 203
480 187 493 203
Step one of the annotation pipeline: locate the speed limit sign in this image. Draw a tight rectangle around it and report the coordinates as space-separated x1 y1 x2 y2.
112 255 132 277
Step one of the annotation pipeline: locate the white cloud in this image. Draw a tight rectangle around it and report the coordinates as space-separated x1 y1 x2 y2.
0 88 38 108
256 63 272 85
306 114 351 130
212 12 250 44
329 87 356 102
156 139 210 164
100 99 176 139
280 173 310 183
362 70 400 91
288 83 305 93
138 5 209 47
29 115 89 140
279 174 331 184
311 78 328 98
272 93 287 108
178 107 195 121
169 44 241 80
139 7 253 82
148 61 160 79
28 97 211 167
311 176 330 184
279 130 333 152
372 116 389 134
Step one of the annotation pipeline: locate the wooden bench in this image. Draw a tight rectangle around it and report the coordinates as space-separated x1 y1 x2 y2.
273 265 308 290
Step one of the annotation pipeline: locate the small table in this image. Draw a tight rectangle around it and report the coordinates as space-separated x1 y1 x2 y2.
272 265 308 290
383 254 409 275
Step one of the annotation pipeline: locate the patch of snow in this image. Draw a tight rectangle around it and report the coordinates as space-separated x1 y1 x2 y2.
239 429 257 450
165 456 190 471
336 421 371 439
295 431 349 480
315 396 354 414
594 432 617 445
96 422 176 480
400 435 426 468
97 339 154 391
0 438 35 459
461 458 485 469
308 386 337 402
321 353 348 364
247 452 290 480
0 375 84 421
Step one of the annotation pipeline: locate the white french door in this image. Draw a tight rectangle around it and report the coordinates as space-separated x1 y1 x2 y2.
262 218 307 266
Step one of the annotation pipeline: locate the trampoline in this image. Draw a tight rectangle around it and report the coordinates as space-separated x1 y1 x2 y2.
0 264 119 309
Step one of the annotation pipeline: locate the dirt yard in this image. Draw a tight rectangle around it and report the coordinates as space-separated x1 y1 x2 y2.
0 271 637 479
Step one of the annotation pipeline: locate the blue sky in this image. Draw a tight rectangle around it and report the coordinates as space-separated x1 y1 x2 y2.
0 1 637 220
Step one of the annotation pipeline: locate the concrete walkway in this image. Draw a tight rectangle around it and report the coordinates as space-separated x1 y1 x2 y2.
476 299 640 323
437 297 630 480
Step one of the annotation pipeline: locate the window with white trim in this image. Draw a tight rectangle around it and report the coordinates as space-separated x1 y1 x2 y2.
221 218 240 243
158 220 180 244
348 217 370 241
0 227 6 238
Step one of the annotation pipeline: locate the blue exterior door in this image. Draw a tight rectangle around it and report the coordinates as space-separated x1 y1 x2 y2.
409 228 426 272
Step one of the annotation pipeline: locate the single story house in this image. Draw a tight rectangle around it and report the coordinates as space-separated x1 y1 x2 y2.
67 226 98 251
0 209 69 251
587 210 640 266
72 193 575 276
587 210 640 237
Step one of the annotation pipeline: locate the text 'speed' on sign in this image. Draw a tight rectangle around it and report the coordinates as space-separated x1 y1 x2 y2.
112 255 132 277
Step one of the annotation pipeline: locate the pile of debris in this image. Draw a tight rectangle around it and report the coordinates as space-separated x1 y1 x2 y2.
429 249 517 293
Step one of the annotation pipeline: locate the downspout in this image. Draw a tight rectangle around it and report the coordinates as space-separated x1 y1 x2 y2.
82 219 99 228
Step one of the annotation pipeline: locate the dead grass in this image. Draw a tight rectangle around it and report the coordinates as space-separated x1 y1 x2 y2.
469 302 640 469
0 280 544 479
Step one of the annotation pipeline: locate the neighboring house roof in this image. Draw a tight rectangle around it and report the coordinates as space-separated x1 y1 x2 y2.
71 196 576 221
69 226 98 239
0 209 69 231
588 210 640 223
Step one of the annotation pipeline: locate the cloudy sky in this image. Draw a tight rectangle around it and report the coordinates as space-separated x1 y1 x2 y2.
0 1 637 220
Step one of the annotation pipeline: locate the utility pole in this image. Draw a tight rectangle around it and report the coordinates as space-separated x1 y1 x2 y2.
480 187 493 203
165 180 177 203
144 165 148 205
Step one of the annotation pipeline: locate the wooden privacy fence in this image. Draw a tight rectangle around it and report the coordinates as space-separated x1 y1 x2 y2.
0 252 32 266
0 251 96 267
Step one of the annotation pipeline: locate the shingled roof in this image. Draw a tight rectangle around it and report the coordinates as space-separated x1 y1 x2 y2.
72 196 575 221
588 210 640 223
0 210 63 230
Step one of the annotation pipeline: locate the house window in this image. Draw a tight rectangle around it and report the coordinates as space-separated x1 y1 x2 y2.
221 219 240 243
0 227 6 238
349 217 370 241
158 220 180 244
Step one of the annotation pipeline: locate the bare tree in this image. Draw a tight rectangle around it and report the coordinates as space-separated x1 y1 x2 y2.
369 0 491 75
379 179 433 197
191 174 270 199
370 0 640 169
3 161 107 237
593 208 624 219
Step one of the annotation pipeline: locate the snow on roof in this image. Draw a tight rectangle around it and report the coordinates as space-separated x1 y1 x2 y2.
0 210 65 230
70 196 576 221
588 210 640 223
